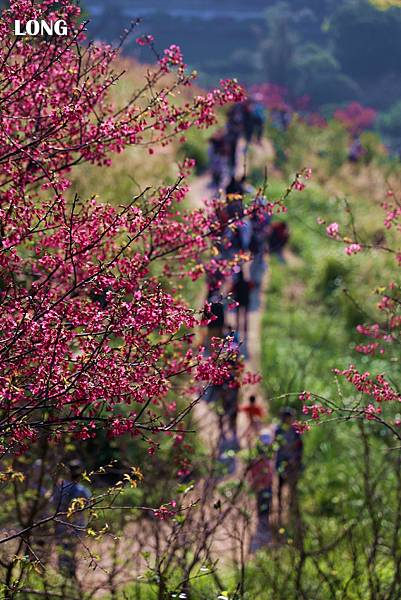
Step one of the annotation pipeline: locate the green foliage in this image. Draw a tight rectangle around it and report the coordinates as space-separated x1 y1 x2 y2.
370 0 401 7
260 2 299 88
177 129 210 175
316 256 350 299
256 171 401 597
377 100 401 145
292 44 360 106
330 0 401 84
266 119 350 178
360 131 386 164
317 121 349 176
261 175 397 412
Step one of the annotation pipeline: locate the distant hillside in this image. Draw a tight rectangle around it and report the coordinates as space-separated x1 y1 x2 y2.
85 0 332 82
84 0 401 147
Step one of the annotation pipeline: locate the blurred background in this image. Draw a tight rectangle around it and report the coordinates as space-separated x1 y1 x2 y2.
84 0 401 150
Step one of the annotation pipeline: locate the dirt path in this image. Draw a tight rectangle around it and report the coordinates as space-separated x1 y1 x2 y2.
187 169 273 558
82 150 274 596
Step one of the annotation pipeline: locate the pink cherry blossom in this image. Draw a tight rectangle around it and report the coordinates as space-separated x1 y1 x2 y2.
345 243 362 256
326 223 339 238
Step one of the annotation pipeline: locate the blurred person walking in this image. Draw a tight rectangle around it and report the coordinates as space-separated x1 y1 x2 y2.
275 408 303 525
251 96 266 144
249 201 270 293
226 104 244 176
216 377 240 439
243 99 255 149
243 96 266 149
348 136 365 164
53 459 91 580
232 268 252 342
204 272 226 350
249 431 274 550
240 394 266 441
268 220 289 263
208 130 229 189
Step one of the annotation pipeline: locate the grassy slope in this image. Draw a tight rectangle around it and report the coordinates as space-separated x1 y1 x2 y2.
254 132 401 597
261 118 401 412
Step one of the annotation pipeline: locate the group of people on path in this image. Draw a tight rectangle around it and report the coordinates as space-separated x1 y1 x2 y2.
33 98 298 583
204 172 289 356
203 100 302 551
212 391 303 549
208 96 266 189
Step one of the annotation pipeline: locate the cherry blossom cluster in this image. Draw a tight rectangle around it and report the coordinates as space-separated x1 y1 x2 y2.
302 403 333 419
0 1 251 457
291 168 313 192
333 367 401 404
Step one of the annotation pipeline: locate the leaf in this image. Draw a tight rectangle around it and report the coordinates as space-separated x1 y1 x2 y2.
123 473 137 488
87 528 97 537
174 514 186 524
131 466 144 481
0 469 25 483
81 470 91 483
66 497 86 519
176 481 194 495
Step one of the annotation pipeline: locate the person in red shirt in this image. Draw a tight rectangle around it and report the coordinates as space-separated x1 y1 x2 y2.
240 395 265 440
240 394 265 421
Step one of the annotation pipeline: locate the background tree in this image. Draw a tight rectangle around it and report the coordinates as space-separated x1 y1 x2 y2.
260 3 299 90
330 0 401 90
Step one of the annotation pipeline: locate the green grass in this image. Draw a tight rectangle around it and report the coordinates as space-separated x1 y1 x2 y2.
253 164 401 597
262 176 398 412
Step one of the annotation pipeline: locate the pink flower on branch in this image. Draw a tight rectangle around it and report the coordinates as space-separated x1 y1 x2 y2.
136 34 155 46
345 243 362 256
326 222 340 239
